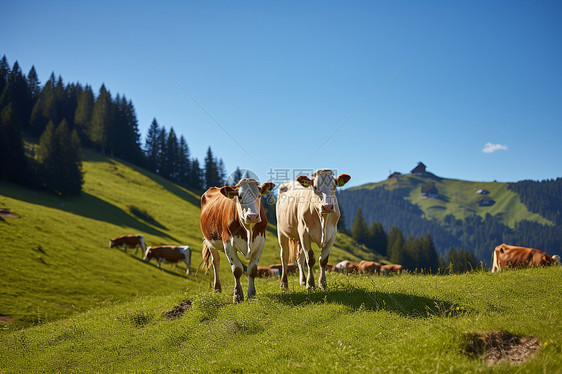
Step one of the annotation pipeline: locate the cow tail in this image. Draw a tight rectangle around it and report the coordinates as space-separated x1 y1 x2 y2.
201 240 212 273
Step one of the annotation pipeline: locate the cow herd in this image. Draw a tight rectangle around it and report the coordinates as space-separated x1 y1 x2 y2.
109 168 560 304
109 234 192 275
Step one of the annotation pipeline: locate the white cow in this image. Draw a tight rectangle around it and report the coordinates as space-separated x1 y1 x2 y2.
276 169 351 289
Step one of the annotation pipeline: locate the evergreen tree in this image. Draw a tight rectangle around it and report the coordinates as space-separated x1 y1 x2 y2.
0 55 10 96
337 202 348 234
217 158 227 186
26 66 41 103
0 103 26 181
419 234 439 272
190 158 204 190
156 126 168 175
74 84 94 145
30 78 57 138
0 61 29 133
177 135 191 186
164 127 179 180
90 84 113 154
231 167 243 185
367 222 387 255
351 207 369 245
388 226 406 264
38 119 83 196
204 147 220 188
144 118 160 172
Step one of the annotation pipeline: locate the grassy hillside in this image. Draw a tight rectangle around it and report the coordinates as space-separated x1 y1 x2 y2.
1 267 560 373
353 174 551 227
0 150 372 327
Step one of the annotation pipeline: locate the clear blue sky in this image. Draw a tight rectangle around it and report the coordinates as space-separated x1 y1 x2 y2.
2 1 561 187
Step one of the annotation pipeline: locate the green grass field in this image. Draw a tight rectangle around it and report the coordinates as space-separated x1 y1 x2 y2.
1 267 560 373
0 151 374 327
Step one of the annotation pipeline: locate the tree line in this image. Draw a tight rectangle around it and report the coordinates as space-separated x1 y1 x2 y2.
338 185 562 265
0 55 228 195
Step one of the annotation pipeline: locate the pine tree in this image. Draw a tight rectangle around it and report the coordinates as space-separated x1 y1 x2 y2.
388 226 405 264
0 61 29 133
190 158 204 190
366 222 386 255
38 119 83 196
204 147 220 189
351 207 369 245
0 103 26 181
217 158 227 186
231 167 243 185
30 79 57 138
144 118 160 172
420 234 438 272
164 127 179 180
178 135 191 186
156 126 167 176
74 84 94 145
90 84 113 154
0 55 10 96
26 66 41 103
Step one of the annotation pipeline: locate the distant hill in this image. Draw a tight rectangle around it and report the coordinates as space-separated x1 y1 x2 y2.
0 150 373 327
338 164 562 262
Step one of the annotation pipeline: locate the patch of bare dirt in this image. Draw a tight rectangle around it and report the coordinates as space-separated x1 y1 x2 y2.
0 315 14 324
0 208 20 219
463 330 541 366
162 300 192 320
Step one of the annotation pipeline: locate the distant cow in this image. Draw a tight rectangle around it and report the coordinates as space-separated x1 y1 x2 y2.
359 261 381 275
269 263 298 275
200 178 275 302
276 169 351 289
143 245 191 274
256 266 274 278
491 243 560 273
334 260 361 274
380 264 403 275
109 234 146 255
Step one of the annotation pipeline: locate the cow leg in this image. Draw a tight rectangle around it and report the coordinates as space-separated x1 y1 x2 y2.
297 247 306 286
247 245 264 299
157 258 162 269
318 237 336 290
208 246 222 292
183 257 190 275
224 242 244 303
278 234 290 288
299 234 315 290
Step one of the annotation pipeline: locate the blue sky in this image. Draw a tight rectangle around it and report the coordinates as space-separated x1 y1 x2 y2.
2 1 561 187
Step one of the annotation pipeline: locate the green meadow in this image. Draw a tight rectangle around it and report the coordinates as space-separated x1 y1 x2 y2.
1 152 561 373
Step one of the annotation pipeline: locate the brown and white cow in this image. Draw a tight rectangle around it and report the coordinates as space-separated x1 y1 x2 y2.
276 169 351 289
200 178 274 302
359 260 381 275
491 243 560 272
109 234 146 255
380 264 403 275
143 245 191 274
334 260 361 274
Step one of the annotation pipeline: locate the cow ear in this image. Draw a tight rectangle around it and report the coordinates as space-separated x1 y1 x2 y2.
260 182 275 196
220 186 238 199
297 175 313 188
336 174 351 187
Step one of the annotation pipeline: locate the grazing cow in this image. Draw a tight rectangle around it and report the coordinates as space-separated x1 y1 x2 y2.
200 178 275 302
491 243 560 273
334 260 361 274
268 263 298 275
109 234 146 255
325 263 335 272
380 264 403 275
256 266 274 278
276 169 351 289
143 245 192 274
359 260 381 275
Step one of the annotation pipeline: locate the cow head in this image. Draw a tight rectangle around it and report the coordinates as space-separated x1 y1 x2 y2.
553 255 561 265
143 246 153 262
296 169 351 214
220 178 275 227
109 240 114 248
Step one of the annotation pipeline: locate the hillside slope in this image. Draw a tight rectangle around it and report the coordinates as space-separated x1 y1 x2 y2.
1 267 561 373
0 151 372 327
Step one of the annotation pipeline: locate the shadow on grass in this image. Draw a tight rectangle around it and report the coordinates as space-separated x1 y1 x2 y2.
268 288 458 318
0 183 178 241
